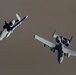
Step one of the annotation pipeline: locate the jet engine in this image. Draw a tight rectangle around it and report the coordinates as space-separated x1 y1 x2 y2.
65 43 70 47
56 36 61 43
65 40 70 47
9 20 15 26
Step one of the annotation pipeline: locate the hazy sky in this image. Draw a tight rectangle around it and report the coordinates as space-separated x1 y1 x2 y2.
0 0 76 75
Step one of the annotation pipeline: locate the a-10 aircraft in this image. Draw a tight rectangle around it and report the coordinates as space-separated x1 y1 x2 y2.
0 14 28 41
34 30 76 64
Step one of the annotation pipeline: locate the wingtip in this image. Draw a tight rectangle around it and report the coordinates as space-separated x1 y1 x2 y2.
16 13 19 17
34 34 36 38
26 15 28 18
16 13 18 15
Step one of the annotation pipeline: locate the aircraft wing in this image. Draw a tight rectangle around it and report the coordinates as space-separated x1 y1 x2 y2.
11 15 28 30
34 35 56 48
63 47 76 56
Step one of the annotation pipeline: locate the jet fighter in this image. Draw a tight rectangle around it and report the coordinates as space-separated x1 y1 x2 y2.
0 13 28 41
34 31 76 64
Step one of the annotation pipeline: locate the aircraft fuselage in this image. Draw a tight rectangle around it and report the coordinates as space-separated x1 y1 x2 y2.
0 29 8 40
57 43 64 64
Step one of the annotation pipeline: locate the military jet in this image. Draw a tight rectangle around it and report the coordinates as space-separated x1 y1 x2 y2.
0 14 28 40
34 31 76 64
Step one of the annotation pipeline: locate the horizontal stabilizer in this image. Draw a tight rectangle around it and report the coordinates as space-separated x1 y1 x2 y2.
26 15 28 19
16 14 21 21
69 36 73 43
52 29 56 37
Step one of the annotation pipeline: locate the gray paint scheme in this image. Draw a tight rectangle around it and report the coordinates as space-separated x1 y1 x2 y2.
34 34 76 64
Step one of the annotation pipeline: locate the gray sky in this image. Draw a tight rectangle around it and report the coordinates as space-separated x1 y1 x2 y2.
0 0 76 75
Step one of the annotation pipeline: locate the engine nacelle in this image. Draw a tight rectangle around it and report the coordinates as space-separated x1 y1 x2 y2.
62 38 70 47
67 53 70 57
65 40 70 47
9 20 15 26
56 36 61 43
66 44 69 47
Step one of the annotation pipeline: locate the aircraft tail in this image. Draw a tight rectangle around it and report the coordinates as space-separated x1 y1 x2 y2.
3 21 8 29
4 21 8 25
69 36 73 43
52 29 56 37
16 14 21 21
